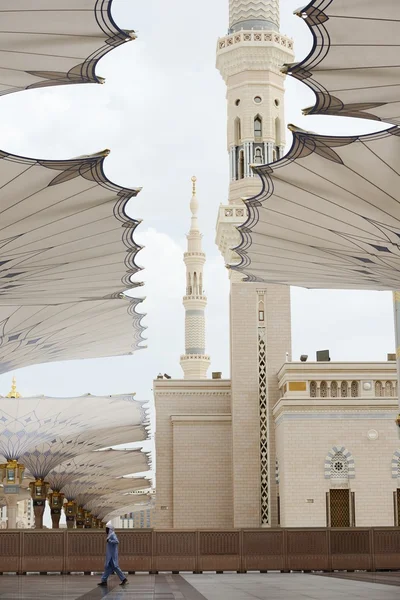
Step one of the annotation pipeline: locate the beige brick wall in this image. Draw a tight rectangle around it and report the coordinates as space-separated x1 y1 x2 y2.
276 411 399 527
230 282 291 527
173 418 233 528
154 379 232 529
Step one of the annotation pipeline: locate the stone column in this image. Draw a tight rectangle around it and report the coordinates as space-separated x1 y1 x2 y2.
29 479 49 529
48 492 64 529
33 501 45 529
51 511 61 529
6 496 18 529
64 501 77 529
76 506 85 529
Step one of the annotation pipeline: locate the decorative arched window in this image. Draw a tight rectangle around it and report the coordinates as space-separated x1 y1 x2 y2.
385 381 393 397
310 381 317 398
330 451 349 481
187 273 192 296
351 381 359 398
375 381 383 397
254 116 262 138
193 272 198 295
258 298 265 323
272 149 277 162
340 381 348 398
238 150 245 180
234 117 241 145
330 381 338 398
320 381 328 398
325 446 355 481
254 147 263 164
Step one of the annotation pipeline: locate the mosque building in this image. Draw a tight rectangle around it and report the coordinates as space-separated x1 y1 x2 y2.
154 0 400 530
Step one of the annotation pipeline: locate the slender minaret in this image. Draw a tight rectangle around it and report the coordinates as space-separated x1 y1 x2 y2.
215 0 293 528
180 177 210 380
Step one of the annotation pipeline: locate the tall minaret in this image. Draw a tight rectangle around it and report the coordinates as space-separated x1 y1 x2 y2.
180 177 210 380
215 0 293 528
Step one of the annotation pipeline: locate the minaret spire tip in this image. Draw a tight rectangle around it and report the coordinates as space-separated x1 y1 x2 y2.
190 176 199 221
191 175 197 196
7 376 21 399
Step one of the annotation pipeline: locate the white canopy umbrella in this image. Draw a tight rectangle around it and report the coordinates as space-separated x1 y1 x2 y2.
0 394 148 469
0 0 136 97
0 149 146 374
285 0 400 124
234 126 400 290
47 449 150 492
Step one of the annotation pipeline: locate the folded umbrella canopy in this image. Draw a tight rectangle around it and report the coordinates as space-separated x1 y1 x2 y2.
0 0 136 96
285 0 400 124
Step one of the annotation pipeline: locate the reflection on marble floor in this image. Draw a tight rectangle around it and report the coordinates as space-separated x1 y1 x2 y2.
1 573 400 600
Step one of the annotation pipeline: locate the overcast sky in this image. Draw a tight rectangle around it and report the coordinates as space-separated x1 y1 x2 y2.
0 0 395 402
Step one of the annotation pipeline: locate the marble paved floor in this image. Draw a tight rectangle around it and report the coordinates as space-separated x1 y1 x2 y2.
1 573 400 600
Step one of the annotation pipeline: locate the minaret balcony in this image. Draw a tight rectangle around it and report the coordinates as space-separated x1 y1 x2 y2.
216 30 294 81
183 295 208 311
184 252 206 267
217 30 293 53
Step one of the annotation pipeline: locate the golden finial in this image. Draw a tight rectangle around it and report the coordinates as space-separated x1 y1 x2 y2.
7 376 21 399
191 176 197 196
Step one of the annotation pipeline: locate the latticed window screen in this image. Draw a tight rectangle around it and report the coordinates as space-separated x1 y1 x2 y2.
385 381 393 397
375 381 383 397
329 489 351 527
258 334 269 525
340 381 348 397
330 381 338 398
330 452 349 480
394 490 400 526
320 381 328 398
310 381 317 398
351 381 359 397
277 495 281 526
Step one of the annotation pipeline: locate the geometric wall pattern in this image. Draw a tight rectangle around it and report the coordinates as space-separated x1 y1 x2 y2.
325 446 355 480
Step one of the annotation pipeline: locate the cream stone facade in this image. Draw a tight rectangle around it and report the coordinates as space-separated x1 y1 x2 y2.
154 0 400 532
275 362 399 527
154 379 232 529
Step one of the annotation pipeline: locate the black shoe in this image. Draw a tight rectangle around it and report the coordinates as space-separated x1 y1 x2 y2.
98 582 108 587
120 579 129 586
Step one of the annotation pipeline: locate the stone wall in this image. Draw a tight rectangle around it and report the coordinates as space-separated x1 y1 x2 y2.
275 362 399 527
154 379 232 529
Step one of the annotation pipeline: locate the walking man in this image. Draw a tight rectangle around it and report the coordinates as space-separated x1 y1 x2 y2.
98 521 128 587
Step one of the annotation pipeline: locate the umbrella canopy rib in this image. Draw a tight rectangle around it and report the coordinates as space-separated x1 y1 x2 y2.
0 149 146 373
233 126 400 289
0 0 136 96
285 0 400 124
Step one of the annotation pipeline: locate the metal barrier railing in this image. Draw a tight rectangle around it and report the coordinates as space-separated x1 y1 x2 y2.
0 528 399 574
